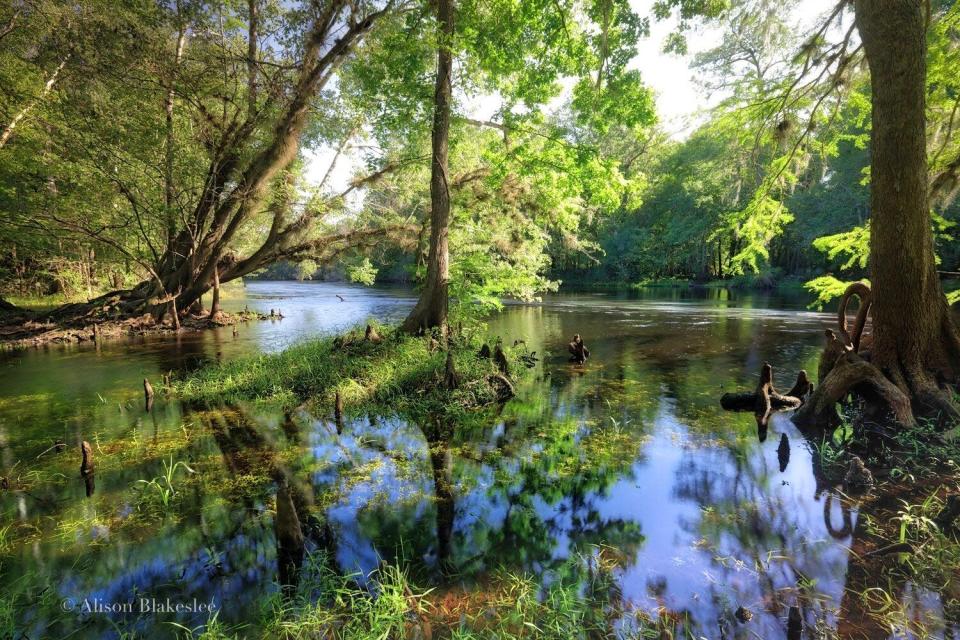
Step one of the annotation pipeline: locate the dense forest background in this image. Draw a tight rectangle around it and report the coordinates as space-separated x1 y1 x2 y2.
2 0 959 313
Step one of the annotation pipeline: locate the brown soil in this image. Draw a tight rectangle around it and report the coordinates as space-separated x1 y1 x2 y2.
0 309 270 350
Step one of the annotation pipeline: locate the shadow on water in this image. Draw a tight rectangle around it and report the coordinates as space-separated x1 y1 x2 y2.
2 283 959 638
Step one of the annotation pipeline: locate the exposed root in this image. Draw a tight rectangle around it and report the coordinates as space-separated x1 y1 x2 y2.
487 373 514 402
819 282 874 381
794 353 914 428
720 362 803 412
837 281 872 354
1 306 269 349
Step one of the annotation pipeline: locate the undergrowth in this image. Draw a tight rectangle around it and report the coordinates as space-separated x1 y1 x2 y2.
174 322 530 422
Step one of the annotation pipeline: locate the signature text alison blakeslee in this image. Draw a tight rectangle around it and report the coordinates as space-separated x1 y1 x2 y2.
62 596 218 614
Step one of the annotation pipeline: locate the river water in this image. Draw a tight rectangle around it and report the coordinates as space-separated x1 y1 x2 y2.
0 282 953 639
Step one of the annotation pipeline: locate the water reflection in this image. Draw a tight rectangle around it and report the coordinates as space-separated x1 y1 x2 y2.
2 283 959 638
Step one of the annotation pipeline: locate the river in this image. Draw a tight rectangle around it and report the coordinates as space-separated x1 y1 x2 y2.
0 281 953 639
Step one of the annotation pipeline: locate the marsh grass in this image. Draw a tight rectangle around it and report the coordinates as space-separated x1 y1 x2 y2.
133 456 196 516
166 550 683 640
175 323 529 422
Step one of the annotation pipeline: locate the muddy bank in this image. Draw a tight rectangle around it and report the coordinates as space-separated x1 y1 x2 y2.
0 308 272 350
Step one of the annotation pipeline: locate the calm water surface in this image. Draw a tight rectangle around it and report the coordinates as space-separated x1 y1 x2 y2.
0 282 953 638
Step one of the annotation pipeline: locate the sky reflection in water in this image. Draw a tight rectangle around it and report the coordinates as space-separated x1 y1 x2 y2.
1 282 954 639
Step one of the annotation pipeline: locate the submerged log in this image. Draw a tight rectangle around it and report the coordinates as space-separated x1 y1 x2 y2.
568 334 590 364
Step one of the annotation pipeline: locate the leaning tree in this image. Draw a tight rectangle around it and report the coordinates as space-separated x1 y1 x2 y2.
1 0 415 327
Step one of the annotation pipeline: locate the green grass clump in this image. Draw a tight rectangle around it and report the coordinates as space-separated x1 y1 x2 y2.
175 323 527 421
172 552 666 640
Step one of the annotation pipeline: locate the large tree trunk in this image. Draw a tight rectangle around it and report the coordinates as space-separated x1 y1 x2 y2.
853 0 960 418
401 0 454 334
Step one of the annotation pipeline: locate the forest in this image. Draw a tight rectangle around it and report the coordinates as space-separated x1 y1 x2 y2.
3 0 960 638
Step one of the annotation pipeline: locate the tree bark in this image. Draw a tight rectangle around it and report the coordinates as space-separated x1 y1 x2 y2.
163 8 187 248
0 55 69 150
209 267 222 320
852 0 960 418
401 0 454 333
247 0 259 118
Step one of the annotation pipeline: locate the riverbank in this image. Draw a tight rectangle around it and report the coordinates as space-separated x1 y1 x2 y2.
0 307 272 350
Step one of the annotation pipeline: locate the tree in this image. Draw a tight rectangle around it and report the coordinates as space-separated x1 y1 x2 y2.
0 1 412 327
844 0 960 420
401 0 455 333
653 0 960 424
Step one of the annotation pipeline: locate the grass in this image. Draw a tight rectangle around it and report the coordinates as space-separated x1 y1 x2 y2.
807 416 960 637
167 551 679 640
133 456 196 516
174 323 529 422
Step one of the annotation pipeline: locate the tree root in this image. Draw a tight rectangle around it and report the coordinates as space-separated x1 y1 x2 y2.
819 282 873 381
793 352 914 428
720 363 806 412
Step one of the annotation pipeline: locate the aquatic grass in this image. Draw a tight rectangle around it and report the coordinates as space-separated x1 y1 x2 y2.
169 611 244 639
133 456 195 515
250 551 672 640
259 554 424 640
175 323 529 422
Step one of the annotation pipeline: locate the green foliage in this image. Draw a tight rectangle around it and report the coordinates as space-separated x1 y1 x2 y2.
812 225 870 272
345 258 378 286
804 276 868 311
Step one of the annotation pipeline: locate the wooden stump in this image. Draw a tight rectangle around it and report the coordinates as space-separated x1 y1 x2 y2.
80 441 94 476
334 391 344 434
568 334 590 364
720 363 803 412
494 344 510 377
444 352 460 390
